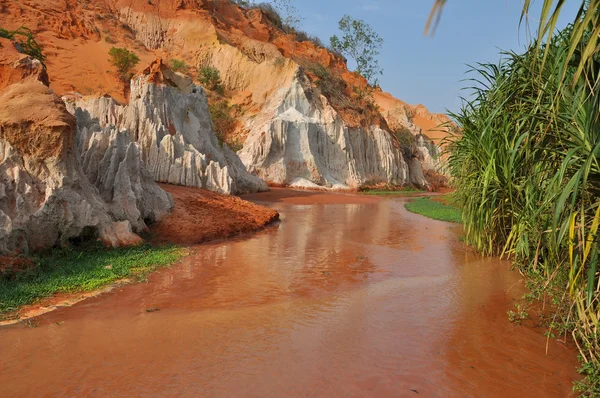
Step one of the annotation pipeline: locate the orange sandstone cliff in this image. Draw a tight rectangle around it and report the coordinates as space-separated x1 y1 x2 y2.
0 0 453 189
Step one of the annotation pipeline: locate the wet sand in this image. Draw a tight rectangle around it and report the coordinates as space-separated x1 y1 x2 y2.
151 184 279 245
0 189 580 397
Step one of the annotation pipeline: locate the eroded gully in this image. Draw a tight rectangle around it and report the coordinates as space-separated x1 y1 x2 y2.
0 189 581 397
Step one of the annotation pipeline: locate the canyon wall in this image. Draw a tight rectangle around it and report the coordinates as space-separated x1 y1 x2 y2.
0 0 452 191
68 60 267 195
0 48 173 253
239 73 428 189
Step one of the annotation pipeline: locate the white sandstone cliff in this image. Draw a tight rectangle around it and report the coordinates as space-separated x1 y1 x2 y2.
70 60 267 195
0 49 175 254
73 115 174 232
0 79 145 253
238 72 430 190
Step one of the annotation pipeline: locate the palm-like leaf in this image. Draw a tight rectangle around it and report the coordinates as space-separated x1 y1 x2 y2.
437 2 600 391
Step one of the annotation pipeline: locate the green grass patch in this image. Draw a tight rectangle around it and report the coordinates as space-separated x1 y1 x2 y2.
405 196 462 223
361 186 424 196
0 244 186 317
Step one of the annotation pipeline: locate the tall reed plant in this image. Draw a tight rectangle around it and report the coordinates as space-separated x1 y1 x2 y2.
445 24 600 394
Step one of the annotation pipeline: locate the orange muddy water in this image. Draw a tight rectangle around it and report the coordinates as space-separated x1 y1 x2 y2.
0 189 580 397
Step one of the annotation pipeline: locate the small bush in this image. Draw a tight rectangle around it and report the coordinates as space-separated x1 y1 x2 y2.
198 66 225 95
169 58 189 73
209 99 237 143
390 126 416 159
292 30 324 48
0 26 44 62
302 61 381 128
294 29 309 42
308 35 324 48
306 63 351 109
108 47 140 81
392 126 416 148
104 35 115 43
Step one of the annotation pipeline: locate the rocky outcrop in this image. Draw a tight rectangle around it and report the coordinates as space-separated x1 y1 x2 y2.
0 51 178 254
73 115 174 232
415 134 440 172
69 60 267 195
0 38 49 91
0 79 144 253
238 73 429 189
374 90 450 174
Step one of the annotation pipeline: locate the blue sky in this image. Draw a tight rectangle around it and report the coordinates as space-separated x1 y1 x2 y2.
275 0 580 114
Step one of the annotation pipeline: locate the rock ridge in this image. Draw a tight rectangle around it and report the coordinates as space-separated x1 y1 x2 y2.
69 59 268 195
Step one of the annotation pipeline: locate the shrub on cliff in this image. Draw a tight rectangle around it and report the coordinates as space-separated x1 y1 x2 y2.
108 47 140 81
392 126 416 159
208 99 237 144
198 66 225 95
306 63 350 109
0 26 44 63
255 3 283 30
169 59 189 74
303 61 380 128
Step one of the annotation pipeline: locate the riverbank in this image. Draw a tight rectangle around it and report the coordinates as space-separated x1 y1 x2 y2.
0 245 187 324
359 186 424 196
0 184 279 324
405 194 462 223
151 184 280 245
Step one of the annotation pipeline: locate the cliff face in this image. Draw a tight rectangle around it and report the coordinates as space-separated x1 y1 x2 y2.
0 48 173 253
68 60 267 194
73 113 175 232
0 0 452 190
0 79 141 253
374 91 453 145
238 73 428 189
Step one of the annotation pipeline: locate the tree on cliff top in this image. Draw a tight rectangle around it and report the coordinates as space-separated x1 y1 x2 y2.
330 16 383 87
108 47 140 81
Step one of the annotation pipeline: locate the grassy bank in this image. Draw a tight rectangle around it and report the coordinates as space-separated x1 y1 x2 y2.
0 244 186 318
405 195 462 223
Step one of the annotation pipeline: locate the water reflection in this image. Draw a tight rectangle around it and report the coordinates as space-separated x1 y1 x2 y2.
0 192 580 397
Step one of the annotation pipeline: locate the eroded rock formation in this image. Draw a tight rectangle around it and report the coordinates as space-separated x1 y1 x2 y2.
0 50 173 254
74 119 174 233
69 60 267 195
0 79 143 253
239 73 429 189
0 0 455 192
